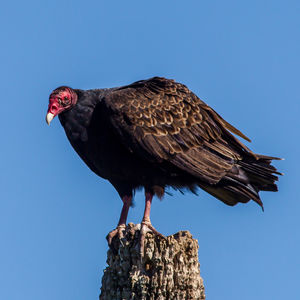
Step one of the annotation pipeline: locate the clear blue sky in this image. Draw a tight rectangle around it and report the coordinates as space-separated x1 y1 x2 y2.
1 1 299 299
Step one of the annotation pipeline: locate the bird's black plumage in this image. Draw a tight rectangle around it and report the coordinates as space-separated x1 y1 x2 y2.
52 77 281 209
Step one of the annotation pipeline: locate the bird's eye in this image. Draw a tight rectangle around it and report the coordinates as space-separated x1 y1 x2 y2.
63 96 71 106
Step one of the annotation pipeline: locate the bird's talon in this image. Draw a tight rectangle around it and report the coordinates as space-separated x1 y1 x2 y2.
106 225 126 247
139 221 166 258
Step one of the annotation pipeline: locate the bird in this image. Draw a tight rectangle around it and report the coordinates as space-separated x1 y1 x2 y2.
46 77 281 252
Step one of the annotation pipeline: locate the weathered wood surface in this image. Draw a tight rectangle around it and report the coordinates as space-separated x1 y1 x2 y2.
100 223 205 300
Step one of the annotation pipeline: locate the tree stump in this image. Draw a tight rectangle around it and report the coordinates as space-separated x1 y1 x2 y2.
100 223 205 300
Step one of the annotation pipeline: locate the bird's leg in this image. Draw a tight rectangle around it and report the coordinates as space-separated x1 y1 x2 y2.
140 192 166 257
107 195 132 245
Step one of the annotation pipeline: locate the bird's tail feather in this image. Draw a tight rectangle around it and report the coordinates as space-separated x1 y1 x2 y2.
198 154 282 210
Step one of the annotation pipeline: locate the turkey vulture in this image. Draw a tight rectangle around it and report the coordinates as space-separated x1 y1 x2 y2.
46 77 281 250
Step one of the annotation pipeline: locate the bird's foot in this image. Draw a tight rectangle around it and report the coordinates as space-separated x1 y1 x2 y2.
140 220 166 258
106 224 126 250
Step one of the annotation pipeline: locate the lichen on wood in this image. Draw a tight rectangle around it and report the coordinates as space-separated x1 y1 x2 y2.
100 223 205 300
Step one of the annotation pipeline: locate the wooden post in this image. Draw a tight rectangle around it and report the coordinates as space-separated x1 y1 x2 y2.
100 223 205 300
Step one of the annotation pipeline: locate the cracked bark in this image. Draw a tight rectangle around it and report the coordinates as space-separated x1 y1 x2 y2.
100 223 205 300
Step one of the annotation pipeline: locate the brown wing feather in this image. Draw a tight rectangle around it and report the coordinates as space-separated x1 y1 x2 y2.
103 77 254 184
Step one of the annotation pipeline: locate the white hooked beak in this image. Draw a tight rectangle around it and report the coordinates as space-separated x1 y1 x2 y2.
46 112 54 125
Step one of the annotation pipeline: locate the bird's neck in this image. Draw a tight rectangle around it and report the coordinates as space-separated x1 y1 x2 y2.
59 89 104 142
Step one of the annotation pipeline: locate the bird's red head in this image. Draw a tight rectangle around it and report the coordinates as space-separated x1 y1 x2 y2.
46 86 78 125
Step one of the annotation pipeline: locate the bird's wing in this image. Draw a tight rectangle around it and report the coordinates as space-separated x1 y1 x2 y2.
102 77 255 184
